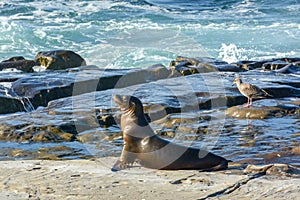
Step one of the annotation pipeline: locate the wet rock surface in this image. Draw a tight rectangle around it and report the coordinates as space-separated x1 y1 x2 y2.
226 102 299 119
0 56 299 171
0 57 35 73
170 56 300 75
233 57 300 72
169 56 245 76
0 95 26 114
0 64 170 113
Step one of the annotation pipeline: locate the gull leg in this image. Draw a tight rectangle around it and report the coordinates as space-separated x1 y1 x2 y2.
249 98 252 107
244 97 250 107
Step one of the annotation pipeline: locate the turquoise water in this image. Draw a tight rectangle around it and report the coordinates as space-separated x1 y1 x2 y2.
0 0 300 68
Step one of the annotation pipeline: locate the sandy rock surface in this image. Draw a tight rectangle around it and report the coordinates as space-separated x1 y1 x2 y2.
0 158 299 200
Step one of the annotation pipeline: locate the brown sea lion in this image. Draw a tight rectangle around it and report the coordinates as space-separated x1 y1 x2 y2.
112 94 230 171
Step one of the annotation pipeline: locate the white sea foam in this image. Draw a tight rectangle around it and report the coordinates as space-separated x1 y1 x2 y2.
218 44 248 63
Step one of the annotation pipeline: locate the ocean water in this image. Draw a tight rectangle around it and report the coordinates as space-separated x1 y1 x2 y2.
0 0 300 68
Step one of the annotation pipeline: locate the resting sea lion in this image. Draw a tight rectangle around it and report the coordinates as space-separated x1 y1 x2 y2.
112 94 229 171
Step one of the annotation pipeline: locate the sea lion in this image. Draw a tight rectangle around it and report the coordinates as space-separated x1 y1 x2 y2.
112 94 229 171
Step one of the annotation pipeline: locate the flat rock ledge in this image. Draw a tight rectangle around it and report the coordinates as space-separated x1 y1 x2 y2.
0 158 299 200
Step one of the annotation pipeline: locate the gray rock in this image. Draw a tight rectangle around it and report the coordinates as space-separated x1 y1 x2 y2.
0 64 169 113
0 56 35 72
169 56 244 76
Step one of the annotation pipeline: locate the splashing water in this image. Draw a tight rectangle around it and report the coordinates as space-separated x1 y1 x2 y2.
0 82 34 112
19 97 35 112
218 43 248 63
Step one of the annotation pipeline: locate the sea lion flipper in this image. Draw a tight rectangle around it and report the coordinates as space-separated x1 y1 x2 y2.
111 159 126 172
111 157 138 172
111 145 137 172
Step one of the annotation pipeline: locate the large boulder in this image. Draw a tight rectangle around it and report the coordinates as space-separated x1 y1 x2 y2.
34 50 87 70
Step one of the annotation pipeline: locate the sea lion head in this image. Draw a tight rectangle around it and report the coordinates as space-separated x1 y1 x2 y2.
113 95 145 118
114 94 150 135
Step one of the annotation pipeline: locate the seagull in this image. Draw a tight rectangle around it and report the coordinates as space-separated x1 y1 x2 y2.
232 77 272 107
